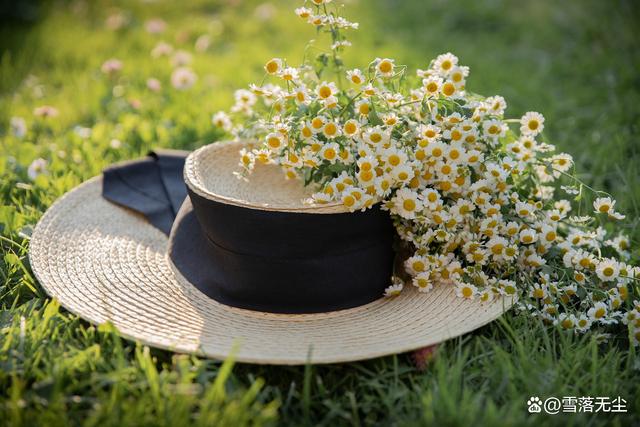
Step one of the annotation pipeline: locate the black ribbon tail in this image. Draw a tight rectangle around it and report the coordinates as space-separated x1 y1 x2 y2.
102 150 189 235
151 149 190 215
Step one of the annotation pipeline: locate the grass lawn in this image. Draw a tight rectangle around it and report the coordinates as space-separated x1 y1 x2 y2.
1 0 639 425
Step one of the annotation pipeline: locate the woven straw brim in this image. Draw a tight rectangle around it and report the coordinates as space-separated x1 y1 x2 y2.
29 177 515 365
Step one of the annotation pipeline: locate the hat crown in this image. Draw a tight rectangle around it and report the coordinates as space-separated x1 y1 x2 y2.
185 141 347 213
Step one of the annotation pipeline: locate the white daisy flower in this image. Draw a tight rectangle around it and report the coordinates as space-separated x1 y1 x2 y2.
294 7 312 19
405 255 428 275
375 58 395 77
455 282 477 299
316 81 338 99
391 188 422 219
343 119 360 137
390 164 414 185
264 58 283 75
212 111 232 132
355 99 371 116
596 259 620 282
322 121 341 139
265 132 285 151
341 186 364 211
280 67 299 82
556 313 577 330
520 111 545 136
10 117 27 138
593 197 625 219
28 158 48 180
433 52 458 75
412 272 433 293
319 142 340 164
587 302 609 322
384 282 403 298
519 228 538 245
346 68 365 85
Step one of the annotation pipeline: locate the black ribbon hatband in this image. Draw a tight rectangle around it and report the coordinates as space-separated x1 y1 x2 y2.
102 150 395 314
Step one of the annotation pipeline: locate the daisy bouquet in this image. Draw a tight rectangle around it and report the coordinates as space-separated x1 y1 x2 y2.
213 0 640 343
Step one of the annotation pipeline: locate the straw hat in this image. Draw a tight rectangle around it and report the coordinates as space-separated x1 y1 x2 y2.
29 140 515 365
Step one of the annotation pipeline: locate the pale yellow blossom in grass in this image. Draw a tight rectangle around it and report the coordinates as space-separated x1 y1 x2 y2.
171 67 197 90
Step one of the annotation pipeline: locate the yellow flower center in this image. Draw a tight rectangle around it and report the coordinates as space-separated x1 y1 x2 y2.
323 148 336 160
267 136 281 148
388 154 400 166
442 83 455 96
318 86 332 99
491 244 504 255
344 122 357 135
265 60 279 74
561 318 573 329
343 195 355 207
379 60 393 74
311 117 324 129
416 278 429 288
324 123 337 136
359 170 374 182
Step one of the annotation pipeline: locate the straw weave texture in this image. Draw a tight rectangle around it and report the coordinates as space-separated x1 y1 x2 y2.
185 141 348 213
